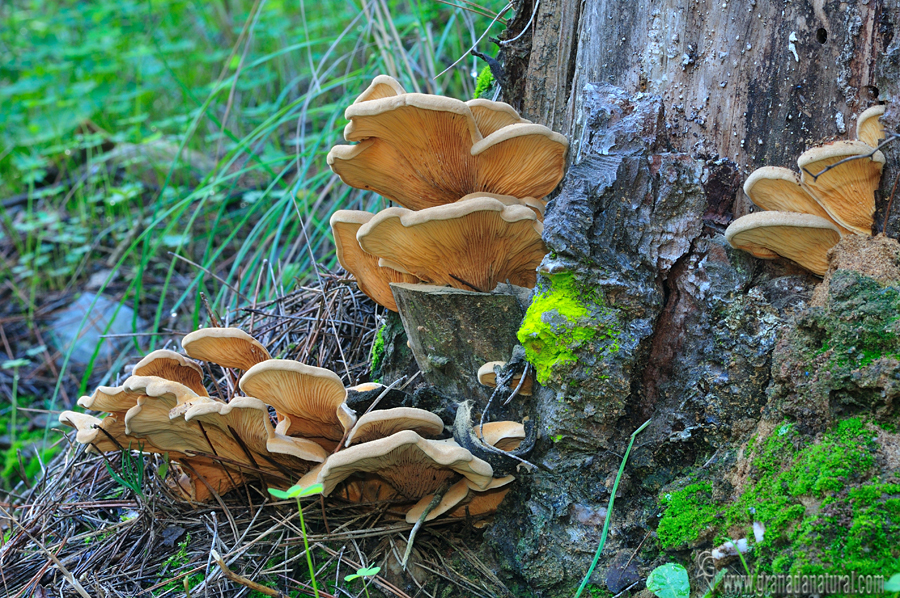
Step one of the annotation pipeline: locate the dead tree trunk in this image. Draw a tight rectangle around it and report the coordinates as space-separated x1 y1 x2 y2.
482 1 900 594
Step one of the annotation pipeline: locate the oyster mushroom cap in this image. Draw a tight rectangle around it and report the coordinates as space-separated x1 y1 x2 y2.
345 407 445 446
473 420 527 452
133 349 208 396
122 375 200 410
743 166 850 235
59 411 128 452
78 384 141 416
239 360 352 441
856 105 886 147
356 198 546 292
405 474 516 523
465 98 531 136
477 361 533 396
182 396 328 464
724 212 842 276
797 140 884 235
327 76 567 209
330 209 420 312
181 327 271 370
303 430 494 499
456 192 545 222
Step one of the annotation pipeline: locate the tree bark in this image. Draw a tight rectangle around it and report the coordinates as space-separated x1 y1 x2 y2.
485 1 900 594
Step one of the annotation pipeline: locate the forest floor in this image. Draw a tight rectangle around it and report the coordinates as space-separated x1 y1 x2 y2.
0 1 510 595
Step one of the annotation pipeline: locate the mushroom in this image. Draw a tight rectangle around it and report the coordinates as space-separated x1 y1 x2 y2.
465 99 531 136
457 192 546 221
59 411 130 452
239 360 354 443
330 210 421 311
181 396 328 464
473 421 527 452
133 349 208 396
181 327 271 370
300 430 494 499
356 197 546 292
724 212 842 276
477 361 533 396
742 167 851 235
405 475 515 523
327 75 567 210
344 407 445 446
797 140 884 235
856 105 886 148
78 384 142 418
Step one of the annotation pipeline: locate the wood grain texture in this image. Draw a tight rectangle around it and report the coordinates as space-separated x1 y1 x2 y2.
514 0 894 176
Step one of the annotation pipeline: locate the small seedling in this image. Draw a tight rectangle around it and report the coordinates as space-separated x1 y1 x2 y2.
105 445 145 501
268 484 324 598
345 566 381 598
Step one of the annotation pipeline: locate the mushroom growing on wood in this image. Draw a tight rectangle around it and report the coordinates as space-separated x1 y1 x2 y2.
724 212 842 276
327 75 567 209
239 360 355 443
299 430 493 499
344 407 445 446
356 197 546 292
856 105 886 148
330 210 421 312
477 361 533 396
797 140 884 235
742 166 851 235
405 475 515 523
133 349 208 396
181 327 271 370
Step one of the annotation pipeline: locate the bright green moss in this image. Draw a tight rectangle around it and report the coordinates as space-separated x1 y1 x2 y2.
658 417 899 583
369 323 386 376
516 272 619 384
473 66 494 99
657 482 718 548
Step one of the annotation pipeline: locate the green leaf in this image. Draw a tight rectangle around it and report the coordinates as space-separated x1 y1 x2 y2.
647 563 690 598
345 566 381 582
2 358 30 369
268 483 324 499
885 573 900 591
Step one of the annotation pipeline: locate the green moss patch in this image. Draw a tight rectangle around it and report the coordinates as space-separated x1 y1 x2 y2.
516 272 620 384
657 482 718 548
473 66 494 99
657 418 900 580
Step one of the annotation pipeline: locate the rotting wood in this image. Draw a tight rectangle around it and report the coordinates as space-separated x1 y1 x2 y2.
390 283 531 406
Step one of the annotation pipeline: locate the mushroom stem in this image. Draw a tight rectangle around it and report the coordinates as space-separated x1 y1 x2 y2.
401 479 452 569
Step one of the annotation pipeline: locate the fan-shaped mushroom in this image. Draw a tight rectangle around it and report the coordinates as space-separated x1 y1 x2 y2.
345 407 444 446
357 198 546 292
133 349 208 396
742 167 850 235
724 212 842 276
239 360 354 442
300 430 493 499
327 75 567 209
330 210 420 311
856 105 886 148
477 361 533 396
181 327 271 370
797 140 884 235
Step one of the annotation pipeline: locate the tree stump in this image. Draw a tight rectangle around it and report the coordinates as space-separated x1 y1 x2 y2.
391 283 531 406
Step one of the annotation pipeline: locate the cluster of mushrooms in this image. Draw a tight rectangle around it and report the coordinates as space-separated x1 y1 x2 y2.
327 75 568 311
725 105 886 275
59 327 526 523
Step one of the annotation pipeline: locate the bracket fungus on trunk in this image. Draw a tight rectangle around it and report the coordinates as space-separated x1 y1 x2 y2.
330 209 421 312
357 197 546 293
327 75 567 210
181 327 271 370
726 108 887 275
797 141 884 235
724 212 842 276
856 104 886 148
